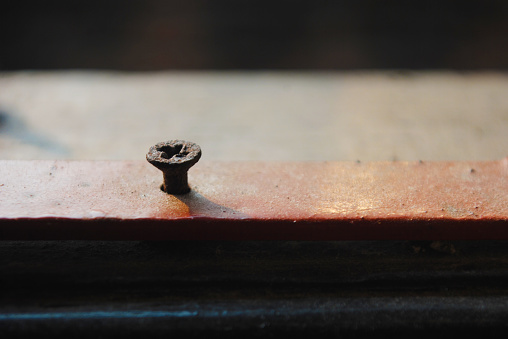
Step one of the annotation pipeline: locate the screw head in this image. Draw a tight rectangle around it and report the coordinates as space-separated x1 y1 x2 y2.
146 140 201 194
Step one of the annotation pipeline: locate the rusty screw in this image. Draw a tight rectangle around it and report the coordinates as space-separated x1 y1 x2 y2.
146 140 202 194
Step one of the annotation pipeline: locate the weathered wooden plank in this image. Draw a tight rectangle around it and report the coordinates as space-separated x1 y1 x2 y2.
0 160 507 240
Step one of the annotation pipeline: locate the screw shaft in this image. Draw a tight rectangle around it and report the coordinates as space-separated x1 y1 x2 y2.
163 171 190 194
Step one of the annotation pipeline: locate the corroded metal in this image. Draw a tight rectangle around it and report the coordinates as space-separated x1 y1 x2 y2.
0 159 507 240
146 140 201 194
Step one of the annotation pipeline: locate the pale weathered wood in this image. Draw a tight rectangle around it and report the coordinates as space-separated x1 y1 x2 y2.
0 72 507 161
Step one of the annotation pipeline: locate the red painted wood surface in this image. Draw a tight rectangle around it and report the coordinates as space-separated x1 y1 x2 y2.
0 160 507 240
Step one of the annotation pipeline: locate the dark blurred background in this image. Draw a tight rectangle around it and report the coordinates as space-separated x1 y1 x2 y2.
1 0 508 70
